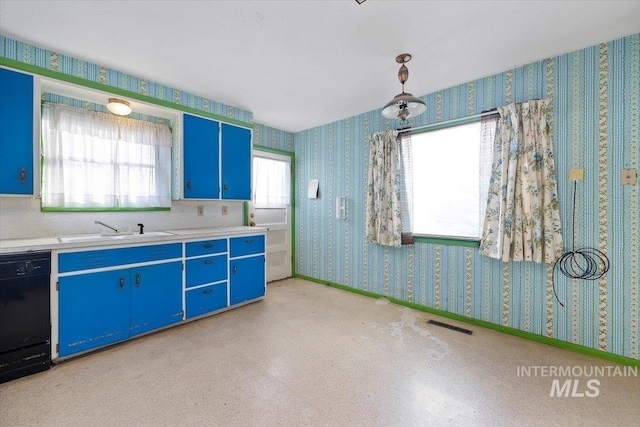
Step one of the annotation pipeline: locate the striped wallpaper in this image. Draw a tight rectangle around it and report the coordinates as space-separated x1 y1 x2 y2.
294 33 640 360
253 122 295 152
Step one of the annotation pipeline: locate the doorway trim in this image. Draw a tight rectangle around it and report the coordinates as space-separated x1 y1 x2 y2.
248 145 296 277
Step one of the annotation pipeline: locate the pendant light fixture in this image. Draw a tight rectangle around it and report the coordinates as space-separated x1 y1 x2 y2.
106 98 132 116
381 54 426 122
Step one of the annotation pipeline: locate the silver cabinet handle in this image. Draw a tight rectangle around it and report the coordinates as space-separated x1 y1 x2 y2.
19 167 26 184
233 265 237 274
202 289 213 295
119 275 125 290
203 260 213 265
135 273 141 287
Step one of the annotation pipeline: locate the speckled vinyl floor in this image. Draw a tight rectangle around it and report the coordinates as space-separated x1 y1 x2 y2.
1 278 638 426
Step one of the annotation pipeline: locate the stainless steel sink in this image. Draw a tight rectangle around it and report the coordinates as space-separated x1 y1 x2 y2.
58 231 175 243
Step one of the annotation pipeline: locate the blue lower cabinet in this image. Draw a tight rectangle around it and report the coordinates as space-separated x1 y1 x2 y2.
230 255 265 305
59 269 130 357
130 262 183 336
59 261 182 357
186 283 228 319
58 236 265 359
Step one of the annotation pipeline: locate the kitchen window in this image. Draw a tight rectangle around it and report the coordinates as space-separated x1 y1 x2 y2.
41 103 172 210
410 117 495 240
252 155 291 206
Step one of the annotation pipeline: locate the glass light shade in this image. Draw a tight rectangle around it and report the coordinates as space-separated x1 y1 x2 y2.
107 98 132 116
381 92 426 120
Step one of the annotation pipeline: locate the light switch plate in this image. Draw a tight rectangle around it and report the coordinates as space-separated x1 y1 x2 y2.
569 169 584 181
621 169 637 185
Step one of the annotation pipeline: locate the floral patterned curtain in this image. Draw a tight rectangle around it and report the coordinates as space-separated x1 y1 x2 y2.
366 130 402 247
479 99 564 263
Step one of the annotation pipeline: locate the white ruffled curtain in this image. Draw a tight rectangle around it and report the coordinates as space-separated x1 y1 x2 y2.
252 156 290 205
479 98 564 263
41 103 172 209
366 130 403 247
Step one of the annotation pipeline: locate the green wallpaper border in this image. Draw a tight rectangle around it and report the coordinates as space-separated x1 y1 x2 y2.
243 202 249 227
0 58 253 129
295 274 640 367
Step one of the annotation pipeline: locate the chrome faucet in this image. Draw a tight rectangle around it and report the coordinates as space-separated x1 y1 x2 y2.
95 221 118 233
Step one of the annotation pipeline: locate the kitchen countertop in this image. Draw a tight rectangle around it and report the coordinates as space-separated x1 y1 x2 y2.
0 226 266 254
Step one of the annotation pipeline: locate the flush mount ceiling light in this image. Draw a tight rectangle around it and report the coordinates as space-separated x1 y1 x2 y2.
106 98 132 116
381 53 426 122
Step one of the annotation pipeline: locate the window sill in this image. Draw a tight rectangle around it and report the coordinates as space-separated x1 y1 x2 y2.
41 207 171 212
413 235 480 248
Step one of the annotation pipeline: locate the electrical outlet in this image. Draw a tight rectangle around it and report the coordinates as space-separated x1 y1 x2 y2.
221 205 228 215
569 169 584 181
197 206 204 216
621 169 637 185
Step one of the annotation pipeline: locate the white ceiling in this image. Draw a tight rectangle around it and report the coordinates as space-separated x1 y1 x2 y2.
1 1 640 133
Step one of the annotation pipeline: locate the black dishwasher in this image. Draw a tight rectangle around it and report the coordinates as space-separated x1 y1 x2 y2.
0 251 51 384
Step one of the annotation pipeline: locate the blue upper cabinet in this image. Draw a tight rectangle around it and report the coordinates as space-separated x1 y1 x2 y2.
183 113 252 201
0 68 34 195
183 113 220 199
221 123 251 200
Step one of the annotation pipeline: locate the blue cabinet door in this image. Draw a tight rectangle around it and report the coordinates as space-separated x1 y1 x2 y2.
0 68 33 194
221 123 251 200
130 261 183 336
183 114 220 199
229 255 265 305
59 269 130 357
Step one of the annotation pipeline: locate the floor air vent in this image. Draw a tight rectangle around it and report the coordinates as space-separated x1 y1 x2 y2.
427 320 473 335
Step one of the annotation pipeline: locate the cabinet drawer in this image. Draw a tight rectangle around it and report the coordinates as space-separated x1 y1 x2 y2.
186 239 227 257
230 235 265 258
59 243 182 273
186 283 227 319
186 254 227 288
